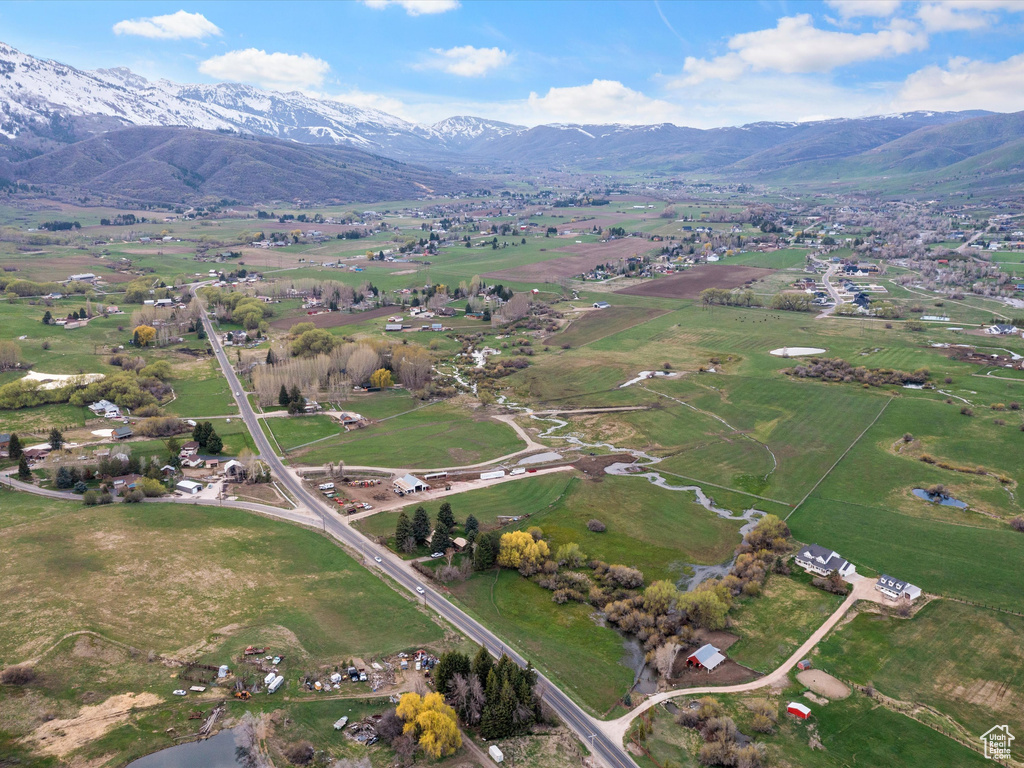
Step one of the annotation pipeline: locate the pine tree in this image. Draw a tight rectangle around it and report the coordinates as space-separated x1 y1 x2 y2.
206 431 223 454
192 422 203 444
17 454 32 481
434 651 471 697
289 385 302 404
412 506 431 545
472 645 493 689
278 384 289 407
266 347 277 365
431 523 451 554
48 428 64 451
7 433 22 459
480 668 502 738
55 465 73 489
395 511 412 549
474 533 497 570
437 501 455 532
465 514 479 537
42 310 52 325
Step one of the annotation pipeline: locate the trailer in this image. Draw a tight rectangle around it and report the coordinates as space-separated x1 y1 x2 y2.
424 471 448 480
480 470 506 481
318 482 335 491
333 716 349 731
489 745 504 763
510 467 526 476
267 675 285 694
264 672 277 686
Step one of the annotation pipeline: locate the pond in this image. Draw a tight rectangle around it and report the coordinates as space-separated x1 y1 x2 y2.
912 488 968 508
126 729 246 768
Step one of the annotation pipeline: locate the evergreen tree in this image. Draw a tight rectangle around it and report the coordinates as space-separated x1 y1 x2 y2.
127 453 141 474
278 384 289 407
7 433 22 460
42 310 52 325
472 645 493 689
465 514 479 537
412 506 431 545
289 384 302 404
431 523 452 554
206 432 223 454
395 511 412 549
17 454 32 481
266 348 277 365
474 532 497 570
48 428 64 451
192 422 203 443
437 501 455 532
55 465 73 489
480 668 501 738
434 651 471 697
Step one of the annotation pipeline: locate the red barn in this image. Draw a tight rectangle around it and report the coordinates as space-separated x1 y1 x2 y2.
787 702 811 720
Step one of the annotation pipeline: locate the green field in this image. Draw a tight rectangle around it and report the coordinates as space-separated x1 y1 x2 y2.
816 599 1024 739
727 573 843 672
295 403 524 468
448 569 634 715
263 413 342 451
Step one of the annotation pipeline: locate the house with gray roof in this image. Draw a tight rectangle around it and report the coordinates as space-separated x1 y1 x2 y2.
794 544 856 578
875 574 921 601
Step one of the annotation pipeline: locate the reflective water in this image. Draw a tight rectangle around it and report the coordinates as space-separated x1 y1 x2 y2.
126 730 245 768
912 488 968 508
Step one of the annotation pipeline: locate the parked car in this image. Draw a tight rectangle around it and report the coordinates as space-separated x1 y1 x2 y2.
431 552 444 559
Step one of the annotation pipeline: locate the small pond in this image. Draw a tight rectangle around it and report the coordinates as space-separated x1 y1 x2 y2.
126 729 245 768
912 488 968 508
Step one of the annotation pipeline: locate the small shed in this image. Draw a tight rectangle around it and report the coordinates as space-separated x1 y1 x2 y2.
593 301 611 309
113 425 134 440
176 480 203 495
787 702 811 720
488 745 504 763
797 659 813 671
686 644 726 672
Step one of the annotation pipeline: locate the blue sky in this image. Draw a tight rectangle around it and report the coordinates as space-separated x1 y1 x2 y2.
3 0 1024 126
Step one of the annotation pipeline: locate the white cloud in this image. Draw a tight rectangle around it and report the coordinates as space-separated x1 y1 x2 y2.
916 1 1024 32
420 45 510 77
896 52 1024 111
199 49 330 90
362 0 459 16
113 10 221 40
677 14 927 85
825 0 902 19
525 80 686 125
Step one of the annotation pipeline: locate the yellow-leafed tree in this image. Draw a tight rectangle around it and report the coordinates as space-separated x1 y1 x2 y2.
396 691 462 758
133 325 156 346
370 368 394 388
497 530 550 569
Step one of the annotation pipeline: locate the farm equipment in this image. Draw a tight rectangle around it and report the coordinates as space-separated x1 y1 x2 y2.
234 691 251 701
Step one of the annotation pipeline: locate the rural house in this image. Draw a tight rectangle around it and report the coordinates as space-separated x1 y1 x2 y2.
794 544 856 578
180 441 200 457
986 324 1019 335
686 643 726 672
875 574 922 601
112 425 133 440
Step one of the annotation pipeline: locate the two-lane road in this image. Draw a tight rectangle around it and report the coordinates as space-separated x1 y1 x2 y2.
195 289 637 768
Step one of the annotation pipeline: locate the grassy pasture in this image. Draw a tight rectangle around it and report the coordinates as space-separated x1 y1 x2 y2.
294 403 523 468
817 599 1024 740
264 414 341 451
0 489 443 664
447 569 633 715
631 689 990 768
546 306 669 348
724 248 809 269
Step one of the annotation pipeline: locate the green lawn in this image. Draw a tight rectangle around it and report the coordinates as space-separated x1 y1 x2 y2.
264 414 341 451
448 569 634 715
816 599 1024 739
727 573 843 672
163 359 238 418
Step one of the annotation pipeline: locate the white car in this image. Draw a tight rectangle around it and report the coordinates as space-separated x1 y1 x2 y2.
415 586 425 595
430 552 444 559
172 689 188 696
374 556 382 563
235 391 240 396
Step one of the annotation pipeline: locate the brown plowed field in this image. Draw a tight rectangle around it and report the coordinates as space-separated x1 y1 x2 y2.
269 305 393 330
615 264 774 299
484 238 658 282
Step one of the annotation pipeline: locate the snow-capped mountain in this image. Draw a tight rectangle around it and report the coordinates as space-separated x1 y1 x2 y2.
0 39 1002 175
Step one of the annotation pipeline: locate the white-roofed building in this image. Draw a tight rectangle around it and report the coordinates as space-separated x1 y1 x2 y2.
686 643 726 672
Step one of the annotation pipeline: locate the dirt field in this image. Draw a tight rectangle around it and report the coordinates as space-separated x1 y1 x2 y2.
269 305 393 330
484 238 660 282
615 265 774 299
30 692 162 757
796 669 851 699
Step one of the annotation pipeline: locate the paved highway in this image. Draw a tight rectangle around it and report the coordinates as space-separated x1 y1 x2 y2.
195 289 638 768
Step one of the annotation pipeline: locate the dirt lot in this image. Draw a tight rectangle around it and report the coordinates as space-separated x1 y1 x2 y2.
574 453 636 476
796 669 851 699
484 238 660 282
668 631 759 687
615 265 774 299
269 305 393 330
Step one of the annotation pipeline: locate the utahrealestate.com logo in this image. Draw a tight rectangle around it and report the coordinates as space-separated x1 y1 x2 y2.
981 725 1014 760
